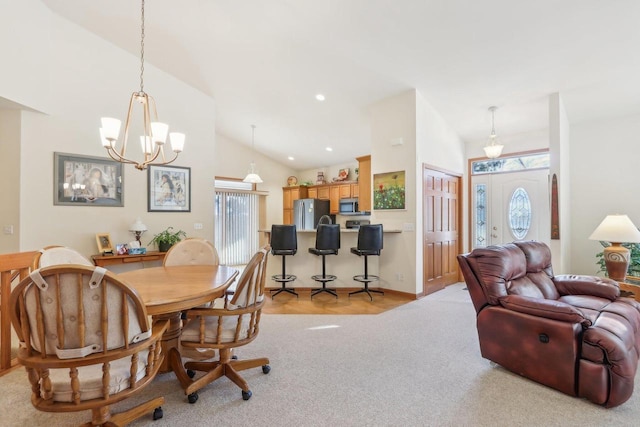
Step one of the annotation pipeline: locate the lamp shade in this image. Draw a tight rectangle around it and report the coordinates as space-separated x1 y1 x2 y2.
483 142 504 159
129 218 148 232
589 215 640 243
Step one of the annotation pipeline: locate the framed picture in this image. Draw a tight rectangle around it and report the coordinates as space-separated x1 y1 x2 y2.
373 170 406 210
147 165 191 212
96 233 113 254
54 152 124 206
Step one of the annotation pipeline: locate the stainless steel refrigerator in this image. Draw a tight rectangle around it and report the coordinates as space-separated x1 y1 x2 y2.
293 198 330 230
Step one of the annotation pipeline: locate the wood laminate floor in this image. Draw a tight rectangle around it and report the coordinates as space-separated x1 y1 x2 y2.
263 287 414 315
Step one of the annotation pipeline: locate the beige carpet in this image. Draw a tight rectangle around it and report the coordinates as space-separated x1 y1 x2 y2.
2 283 640 426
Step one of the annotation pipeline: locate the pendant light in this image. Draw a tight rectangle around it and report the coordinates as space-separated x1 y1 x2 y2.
99 0 185 171
483 106 504 159
243 125 263 183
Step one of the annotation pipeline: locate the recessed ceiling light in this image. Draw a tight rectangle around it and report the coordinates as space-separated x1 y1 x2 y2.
288 156 294 161
325 147 333 152
315 94 325 101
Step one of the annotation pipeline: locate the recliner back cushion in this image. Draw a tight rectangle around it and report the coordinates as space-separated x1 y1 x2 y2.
469 242 559 305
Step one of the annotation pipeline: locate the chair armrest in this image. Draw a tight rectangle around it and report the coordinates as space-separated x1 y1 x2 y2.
553 274 620 301
185 300 265 318
499 294 591 327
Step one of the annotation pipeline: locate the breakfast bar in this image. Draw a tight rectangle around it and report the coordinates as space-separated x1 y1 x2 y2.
261 227 401 290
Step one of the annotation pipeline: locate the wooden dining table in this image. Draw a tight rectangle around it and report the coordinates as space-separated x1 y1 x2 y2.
118 264 238 373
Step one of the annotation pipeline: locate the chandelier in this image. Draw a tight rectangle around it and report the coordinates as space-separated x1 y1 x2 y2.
99 0 185 171
483 106 504 159
243 125 263 183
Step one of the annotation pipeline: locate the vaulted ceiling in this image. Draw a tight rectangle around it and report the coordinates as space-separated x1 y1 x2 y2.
42 0 640 169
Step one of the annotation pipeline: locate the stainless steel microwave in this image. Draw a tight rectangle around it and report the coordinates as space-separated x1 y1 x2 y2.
339 198 359 214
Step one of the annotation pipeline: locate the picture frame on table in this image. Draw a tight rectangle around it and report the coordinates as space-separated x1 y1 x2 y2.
96 233 114 254
53 152 124 206
147 165 191 212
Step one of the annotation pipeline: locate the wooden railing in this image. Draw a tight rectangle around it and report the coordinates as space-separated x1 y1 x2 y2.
0 251 37 374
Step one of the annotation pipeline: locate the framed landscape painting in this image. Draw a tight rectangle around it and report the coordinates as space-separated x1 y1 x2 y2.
373 170 406 210
54 152 124 206
147 165 191 212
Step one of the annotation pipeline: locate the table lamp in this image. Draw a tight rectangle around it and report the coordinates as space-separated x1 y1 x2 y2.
129 217 148 245
589 214 640 281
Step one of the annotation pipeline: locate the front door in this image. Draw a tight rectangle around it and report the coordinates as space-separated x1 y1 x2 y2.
471 169 549 248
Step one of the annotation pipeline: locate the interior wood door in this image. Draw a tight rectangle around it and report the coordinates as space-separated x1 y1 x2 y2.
471 169 549 248
423 166 461 295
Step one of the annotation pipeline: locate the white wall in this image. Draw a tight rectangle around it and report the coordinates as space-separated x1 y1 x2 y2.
2 1 218 257
549 93 571 273
0 110 21 252
570 113 640 276
214 132 296 227
370 89 465 294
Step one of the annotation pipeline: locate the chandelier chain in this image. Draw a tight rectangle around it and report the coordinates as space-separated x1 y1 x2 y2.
140 0 145 93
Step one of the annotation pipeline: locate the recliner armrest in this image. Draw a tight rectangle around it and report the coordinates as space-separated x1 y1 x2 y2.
499 294 591 327
553 274 619 301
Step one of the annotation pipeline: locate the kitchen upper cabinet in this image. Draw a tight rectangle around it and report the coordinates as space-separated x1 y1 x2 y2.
282 186 308 224
318 186 330 200
307 187 318 199
356 155 371 211
339 184 351 199
351 183 359 198
329 185 340 214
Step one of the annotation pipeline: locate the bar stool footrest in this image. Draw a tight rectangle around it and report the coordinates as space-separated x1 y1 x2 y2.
272 274 297 283
311 274 337 283
353 274 380 284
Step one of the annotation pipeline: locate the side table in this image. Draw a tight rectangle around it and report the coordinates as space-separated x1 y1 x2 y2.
92 251 166 267
618 276 640 302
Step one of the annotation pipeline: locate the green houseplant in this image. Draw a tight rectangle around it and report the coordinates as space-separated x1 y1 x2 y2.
149 227 186 252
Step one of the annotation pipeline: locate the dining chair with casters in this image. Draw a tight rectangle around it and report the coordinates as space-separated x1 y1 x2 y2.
163 238 220 267
270 224 299 298
309 224 341 298
349 224 384 301
31 245 93 269
169 245 271 403
10 265 169 426
163 237 228 319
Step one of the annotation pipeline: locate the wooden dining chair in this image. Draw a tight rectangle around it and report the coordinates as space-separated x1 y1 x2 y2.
169 245 271 403
10 265 169 426
163 238 219 267
32 245 93 269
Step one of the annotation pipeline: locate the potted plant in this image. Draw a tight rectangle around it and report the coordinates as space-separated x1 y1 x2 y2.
149 227 187 252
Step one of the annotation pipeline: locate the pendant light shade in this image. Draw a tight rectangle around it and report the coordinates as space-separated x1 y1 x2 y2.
243 125 263 183
483 106 504 159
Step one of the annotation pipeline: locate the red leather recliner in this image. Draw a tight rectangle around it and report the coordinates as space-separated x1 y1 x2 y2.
457 241 640 407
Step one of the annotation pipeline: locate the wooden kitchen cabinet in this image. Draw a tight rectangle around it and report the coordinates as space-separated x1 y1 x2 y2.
356 155 371 211
351 183 359 198
307 187 318 199
282 186 308 224
317 186 330 200
339 184 352 198
329 185 340 214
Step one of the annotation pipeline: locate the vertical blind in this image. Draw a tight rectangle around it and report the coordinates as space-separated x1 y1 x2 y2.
214 191 259 265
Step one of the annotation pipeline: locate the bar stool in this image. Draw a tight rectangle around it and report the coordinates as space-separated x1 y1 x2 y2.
349 224 384 301
270 224 298 298
309 224 341 298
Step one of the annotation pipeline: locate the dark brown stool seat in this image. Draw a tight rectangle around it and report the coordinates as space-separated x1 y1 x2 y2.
270 224 298 298
309 224 340 298
349 224 384 301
